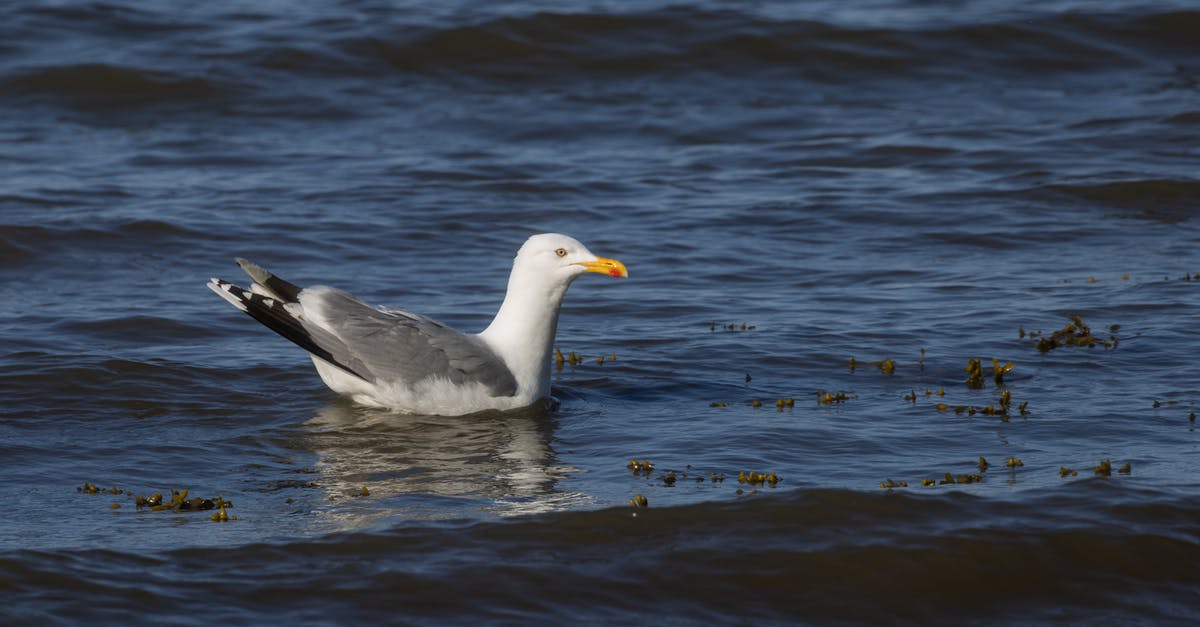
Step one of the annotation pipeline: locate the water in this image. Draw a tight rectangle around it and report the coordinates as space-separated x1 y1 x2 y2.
2 0 1199 623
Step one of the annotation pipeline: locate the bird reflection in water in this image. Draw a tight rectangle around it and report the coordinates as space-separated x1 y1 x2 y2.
300 398 588 530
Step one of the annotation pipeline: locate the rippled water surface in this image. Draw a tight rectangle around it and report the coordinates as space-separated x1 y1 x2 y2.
2 0 1199 624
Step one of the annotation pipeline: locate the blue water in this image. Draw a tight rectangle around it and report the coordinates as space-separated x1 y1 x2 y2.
2 0 1199 624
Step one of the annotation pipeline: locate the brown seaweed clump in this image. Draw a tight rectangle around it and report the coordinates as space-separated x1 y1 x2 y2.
816 391 850 405
965 358 1014 389
966 358 985 388
1084 460 1130 477
1033 316 1116 352
554 348 584 368
710 321 755 332
627 459 654 475
134 489 232 514
80 484 237 522
738 471 781 487
937 388 1029 421
943 472 982 485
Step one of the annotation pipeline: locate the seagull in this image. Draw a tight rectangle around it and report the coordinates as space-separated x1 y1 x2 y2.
208 233 628 415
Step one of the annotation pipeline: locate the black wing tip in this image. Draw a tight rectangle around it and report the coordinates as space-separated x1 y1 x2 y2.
208 277 249 311
208 277 372 383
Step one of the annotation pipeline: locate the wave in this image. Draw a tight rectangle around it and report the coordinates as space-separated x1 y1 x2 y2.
1041 179 1200 222
0 352 303 420
1 487 1196 624
313 7 1197 82
4 63 227 108
3 6 1196 97
55 316 219 345
0 220 203 260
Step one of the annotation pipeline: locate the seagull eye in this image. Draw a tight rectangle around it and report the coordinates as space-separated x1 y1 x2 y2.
554 247 568 257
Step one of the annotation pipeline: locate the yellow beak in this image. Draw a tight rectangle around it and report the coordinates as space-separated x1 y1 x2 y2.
578 256 629 278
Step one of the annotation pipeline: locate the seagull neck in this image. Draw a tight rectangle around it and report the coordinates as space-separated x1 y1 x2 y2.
479 276 571 394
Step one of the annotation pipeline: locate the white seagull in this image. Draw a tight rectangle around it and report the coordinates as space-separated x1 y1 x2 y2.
208 233 628 415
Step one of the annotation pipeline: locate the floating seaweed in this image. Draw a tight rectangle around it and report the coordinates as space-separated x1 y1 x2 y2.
880 478 907 489
965 358 985 388
875 358 895 375
1034 315 1116 352
936 390 1028 421
1006 456 1024 468
928 469 984 485
816 390 851 405
992 358 1014 385
709 401 727 407
710 321 755 332
738 471 781 487
964 358 1014 389
554 348 586 368
1056 457 1134 479
78 484 239 521
627 459 654 475
629 494 648 508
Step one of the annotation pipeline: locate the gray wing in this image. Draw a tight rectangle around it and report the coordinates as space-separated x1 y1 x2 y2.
299 287 518 397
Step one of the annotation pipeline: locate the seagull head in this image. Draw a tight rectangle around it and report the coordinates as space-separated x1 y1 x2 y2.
514 233 628 284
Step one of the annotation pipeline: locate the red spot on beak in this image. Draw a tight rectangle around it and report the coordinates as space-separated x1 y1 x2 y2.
609 268 622 277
